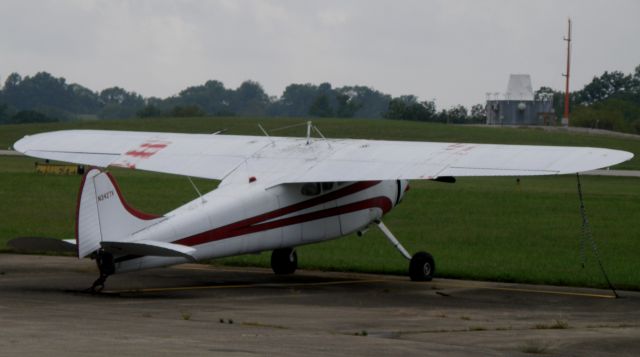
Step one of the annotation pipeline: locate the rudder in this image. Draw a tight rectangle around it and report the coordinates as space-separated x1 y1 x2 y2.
76 168 162 258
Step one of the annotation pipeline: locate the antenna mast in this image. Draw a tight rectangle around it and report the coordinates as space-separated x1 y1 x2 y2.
562 18 572 127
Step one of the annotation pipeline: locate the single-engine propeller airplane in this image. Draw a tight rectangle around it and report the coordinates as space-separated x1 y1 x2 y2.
12 123 633 291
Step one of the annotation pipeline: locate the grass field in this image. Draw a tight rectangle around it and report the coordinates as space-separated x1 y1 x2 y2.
1 117 639 289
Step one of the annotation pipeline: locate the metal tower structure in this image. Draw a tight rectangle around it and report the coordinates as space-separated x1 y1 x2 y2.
562 18 572 127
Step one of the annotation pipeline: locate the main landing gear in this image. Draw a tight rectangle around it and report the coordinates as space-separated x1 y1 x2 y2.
88 249 115 293
271 247 298 275
376 220 435 281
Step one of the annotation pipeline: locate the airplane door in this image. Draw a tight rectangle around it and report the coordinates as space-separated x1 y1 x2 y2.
301 182 341 243
243 188 282 253
276 185 302 247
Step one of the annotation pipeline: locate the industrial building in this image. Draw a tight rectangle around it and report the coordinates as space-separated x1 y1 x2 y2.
486 74 555 126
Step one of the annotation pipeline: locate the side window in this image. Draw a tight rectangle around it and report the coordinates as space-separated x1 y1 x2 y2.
321 182 334 191
301 183 321 196
301 182 337 196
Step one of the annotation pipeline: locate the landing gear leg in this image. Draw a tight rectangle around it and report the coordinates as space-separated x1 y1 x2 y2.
88 249 115 293
376 220 435 281
271 248 297 275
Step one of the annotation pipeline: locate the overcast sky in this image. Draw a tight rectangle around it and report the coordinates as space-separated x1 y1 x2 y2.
1 0 639 109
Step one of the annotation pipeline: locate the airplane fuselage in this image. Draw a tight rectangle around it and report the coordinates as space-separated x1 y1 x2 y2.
115 180 408 273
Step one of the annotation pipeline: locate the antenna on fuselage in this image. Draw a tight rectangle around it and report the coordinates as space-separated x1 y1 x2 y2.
306 121 312 145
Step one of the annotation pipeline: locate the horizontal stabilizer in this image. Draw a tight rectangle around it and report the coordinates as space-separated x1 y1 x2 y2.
8 237 76 254
101 240 197 261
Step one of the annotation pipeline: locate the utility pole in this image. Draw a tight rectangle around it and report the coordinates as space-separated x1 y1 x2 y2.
562 18 572 127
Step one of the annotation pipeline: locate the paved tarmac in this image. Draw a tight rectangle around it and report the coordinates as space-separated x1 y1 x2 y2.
1 254 639 356
583 169 640 177
0 149 23 156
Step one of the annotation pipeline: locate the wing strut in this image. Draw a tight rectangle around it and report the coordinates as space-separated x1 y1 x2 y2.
375 220 436 281
187 176 206 203
376 220 411 260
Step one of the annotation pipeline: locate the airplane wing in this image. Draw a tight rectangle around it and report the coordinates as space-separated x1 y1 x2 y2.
14 129 634 185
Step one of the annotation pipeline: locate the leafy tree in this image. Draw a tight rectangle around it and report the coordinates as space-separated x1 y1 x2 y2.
98 87 144 119
136 104 163 118
336 86 390 118
384 98 407 120
309 94 334 117
100 87 142 105
385 96 436 121
437 105 468 124
448 105 468 123
271 83 319 117
231 80 270 116
572 105 626 131
633 118 640 133
576 71 634 105
270 83 388 119
571 98 640 133
166 80 232 115
0 103 8 123
4 73 22 90
1 72 100 118
469 104 486 123
335 93 361 118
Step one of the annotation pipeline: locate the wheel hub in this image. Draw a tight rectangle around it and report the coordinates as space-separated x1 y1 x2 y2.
423 262 431 276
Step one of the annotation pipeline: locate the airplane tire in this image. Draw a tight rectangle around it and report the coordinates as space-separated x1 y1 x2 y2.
271 248 297 275
409 251 435 281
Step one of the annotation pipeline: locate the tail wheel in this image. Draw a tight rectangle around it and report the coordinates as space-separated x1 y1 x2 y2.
271 248 297 275
409 251 435 281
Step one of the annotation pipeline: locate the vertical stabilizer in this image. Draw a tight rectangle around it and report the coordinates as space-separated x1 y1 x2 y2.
76 168 163 258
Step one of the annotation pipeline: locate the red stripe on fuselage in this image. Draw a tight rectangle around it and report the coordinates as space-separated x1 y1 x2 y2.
254 180 382 224
174 181 387 247
176 196 392 247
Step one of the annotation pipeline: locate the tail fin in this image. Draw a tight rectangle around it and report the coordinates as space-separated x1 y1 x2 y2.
76 168 162 258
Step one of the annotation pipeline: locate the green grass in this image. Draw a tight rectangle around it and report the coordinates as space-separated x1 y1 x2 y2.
1 117 639 289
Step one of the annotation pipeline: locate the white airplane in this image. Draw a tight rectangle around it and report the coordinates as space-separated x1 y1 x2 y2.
13 124 633 292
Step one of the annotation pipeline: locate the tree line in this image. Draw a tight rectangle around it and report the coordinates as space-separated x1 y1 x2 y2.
0 71 485 124
535 65 640 134
1 66 639 134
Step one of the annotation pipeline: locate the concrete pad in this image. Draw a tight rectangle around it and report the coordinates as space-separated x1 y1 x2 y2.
0 150 23 156
582 169 640 177
1 254 639 356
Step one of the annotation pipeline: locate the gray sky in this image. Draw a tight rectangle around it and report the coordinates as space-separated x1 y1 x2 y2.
1 0 639 109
